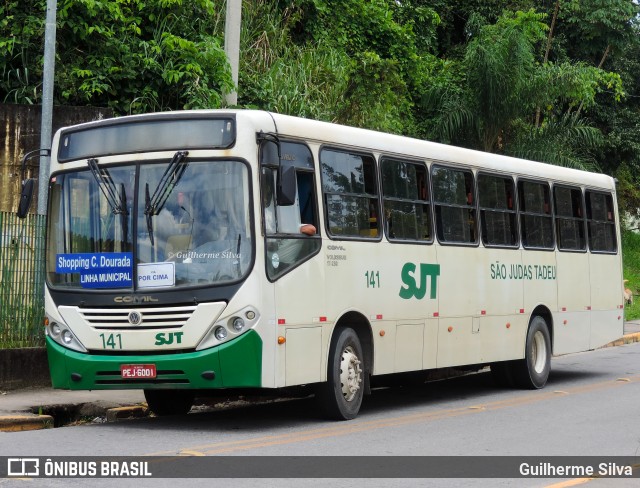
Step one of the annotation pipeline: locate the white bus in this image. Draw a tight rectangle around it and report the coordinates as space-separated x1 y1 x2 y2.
18 110 624 419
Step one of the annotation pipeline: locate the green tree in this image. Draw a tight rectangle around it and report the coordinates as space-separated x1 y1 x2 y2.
545 0 640 218
421 9 622 169
1 0 233 114
239 0 351 121
0 0 46 103
240 0 435 133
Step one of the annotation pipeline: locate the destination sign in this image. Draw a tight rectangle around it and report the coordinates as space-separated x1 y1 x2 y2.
56 252 133 289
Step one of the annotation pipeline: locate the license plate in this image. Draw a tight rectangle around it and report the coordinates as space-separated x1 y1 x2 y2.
120 364 157 379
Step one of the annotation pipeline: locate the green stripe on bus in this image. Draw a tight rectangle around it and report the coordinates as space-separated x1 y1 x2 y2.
46 330 262 390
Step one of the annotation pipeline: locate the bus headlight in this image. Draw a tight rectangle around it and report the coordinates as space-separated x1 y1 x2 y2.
196 306 260 351
231 317 245 332
50 323 61 337
46 316 87 353
214 327 228 341
62 330 74 344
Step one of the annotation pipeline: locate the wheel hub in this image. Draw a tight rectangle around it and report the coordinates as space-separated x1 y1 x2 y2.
531 330 547 374
339 345 363 402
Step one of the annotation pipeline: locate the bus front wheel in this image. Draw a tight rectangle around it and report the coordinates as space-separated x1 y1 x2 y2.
144 389 195 416
513 316 551 389
316 327 364 420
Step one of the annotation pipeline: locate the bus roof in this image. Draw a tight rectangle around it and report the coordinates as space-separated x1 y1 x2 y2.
56 109 616 191
262 111 615 191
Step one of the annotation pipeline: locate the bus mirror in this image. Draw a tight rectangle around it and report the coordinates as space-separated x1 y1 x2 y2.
15 148 49 219
259 140 280 166
277 165 297 206
17 178 35 219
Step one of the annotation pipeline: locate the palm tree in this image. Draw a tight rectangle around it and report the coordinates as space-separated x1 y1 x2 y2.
421 9 615 171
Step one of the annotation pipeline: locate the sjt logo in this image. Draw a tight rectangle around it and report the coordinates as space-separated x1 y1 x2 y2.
155 332 184 346
399 263 440 300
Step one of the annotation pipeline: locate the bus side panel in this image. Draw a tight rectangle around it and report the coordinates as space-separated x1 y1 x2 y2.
372 320 396 375
391 242 439 372
589 252 624 348
436 246 525 367
372 318 438 374
478 314 528 363
436 245 482 368
274 253 326 387
554 251 591 354
422 318 439 370
522 249 558 342
324 239 439 377
395 321 424 372
285 327 323 385
436 316 475 367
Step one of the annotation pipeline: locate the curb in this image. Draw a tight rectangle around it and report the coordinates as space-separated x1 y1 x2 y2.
0 415 54 432
105 405 148 422
604 332 640 347
0 404 148 432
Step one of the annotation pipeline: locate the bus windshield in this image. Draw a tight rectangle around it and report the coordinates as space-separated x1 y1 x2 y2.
47 159 253 290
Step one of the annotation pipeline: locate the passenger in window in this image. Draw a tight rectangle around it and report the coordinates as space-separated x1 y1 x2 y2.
297 173 317 233
300 223 316 235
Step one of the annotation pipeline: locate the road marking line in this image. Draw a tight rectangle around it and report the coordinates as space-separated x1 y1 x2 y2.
147 374 639 456
546 478 595 487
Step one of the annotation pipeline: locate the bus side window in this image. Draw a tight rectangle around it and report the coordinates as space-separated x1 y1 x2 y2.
432 165 477 245
381 158 432 242
518 179 554 249
586 190 617 253
263 142 321 280
478 173 518 247
321 148 380 238
554 185 586 251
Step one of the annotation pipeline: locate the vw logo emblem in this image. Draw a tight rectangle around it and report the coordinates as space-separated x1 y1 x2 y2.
128 311 142 325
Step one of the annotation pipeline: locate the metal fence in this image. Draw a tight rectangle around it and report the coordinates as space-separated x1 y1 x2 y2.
0 211 46 348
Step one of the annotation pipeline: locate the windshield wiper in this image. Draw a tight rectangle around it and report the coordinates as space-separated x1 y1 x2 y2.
88 159 129 243
87 158 126 215
144 150 189 245
118 182 129 246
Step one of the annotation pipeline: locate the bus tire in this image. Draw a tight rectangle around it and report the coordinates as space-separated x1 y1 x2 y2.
144 389 195 416
513 316 551 389
490 361 514 387
316 327 364 420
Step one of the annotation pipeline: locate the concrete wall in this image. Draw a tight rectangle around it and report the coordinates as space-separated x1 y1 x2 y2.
0 104 113 213
0 348 50 390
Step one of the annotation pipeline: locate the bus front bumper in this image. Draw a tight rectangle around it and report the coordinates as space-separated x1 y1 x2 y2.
46 330 262 390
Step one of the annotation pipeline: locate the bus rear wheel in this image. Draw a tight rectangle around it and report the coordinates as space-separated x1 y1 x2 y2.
512 316 551 389
316 327 364 420
144 389 195 416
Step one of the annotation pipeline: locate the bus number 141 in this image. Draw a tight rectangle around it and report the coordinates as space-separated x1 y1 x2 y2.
365 270 380 288
99 333 123 350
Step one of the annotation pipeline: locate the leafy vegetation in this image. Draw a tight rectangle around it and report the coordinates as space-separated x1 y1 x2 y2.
1 0 640 215
622 229 640 320
2 0 234 113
